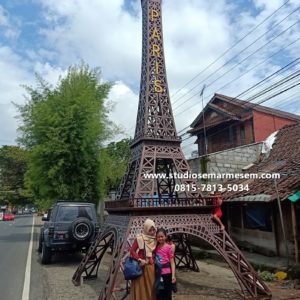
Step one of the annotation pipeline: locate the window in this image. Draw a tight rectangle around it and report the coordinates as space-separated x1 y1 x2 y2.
57 206 94 221
48 208 53 221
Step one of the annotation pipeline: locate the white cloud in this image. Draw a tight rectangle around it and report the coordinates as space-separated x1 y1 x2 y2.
0 0 299 155
0 6 9 26
0 5 20 39
36 0 235 147
253 0 285 11
33 62 66 86
37 0 235 93
38 0 142 86
0 46 31 104
108 81 138 140
0 46 68 146
0 46 31 145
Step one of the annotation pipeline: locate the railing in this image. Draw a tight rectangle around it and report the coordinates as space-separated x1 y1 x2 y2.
105 196 218 210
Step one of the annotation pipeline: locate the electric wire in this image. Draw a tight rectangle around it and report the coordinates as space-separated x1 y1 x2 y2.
172 5 299 107
174 19 300 113
176 56 300 136
170 0 291 101
181 80 300 151
188 38 300 110
179 67 300 144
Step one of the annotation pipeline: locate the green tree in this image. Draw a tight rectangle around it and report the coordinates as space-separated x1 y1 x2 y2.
99 138 131 196
16 64 115 207
0 145 29 205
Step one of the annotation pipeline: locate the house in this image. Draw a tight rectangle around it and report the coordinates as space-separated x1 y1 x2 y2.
222 122 300 263
188 93 300 156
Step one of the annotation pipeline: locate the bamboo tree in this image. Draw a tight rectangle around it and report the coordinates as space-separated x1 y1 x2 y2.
16 64 116 207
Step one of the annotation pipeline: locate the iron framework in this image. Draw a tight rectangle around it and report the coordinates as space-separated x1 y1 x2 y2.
72 0 272 299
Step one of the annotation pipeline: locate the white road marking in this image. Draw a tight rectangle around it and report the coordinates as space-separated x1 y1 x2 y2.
22 216 35 300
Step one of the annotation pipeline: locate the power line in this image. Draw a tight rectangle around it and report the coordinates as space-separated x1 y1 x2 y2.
199 37 300 103
178 65 300 139
246 71 300 102
276 92 300 107
130 63 300 141
126 57 300 142
125 3 299 141
181 67 300 149
175 43 300 119
170 0 291 102
180 89 300 153
177 63 300 136
174 19 300 113
172 5 299 107
176 55 300 135
181 77 300 147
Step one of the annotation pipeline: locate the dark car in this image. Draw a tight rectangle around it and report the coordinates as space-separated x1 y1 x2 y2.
38 202 99 264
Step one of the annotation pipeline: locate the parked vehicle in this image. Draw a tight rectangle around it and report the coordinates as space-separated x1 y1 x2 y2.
38 202 100 264
3 212 15 221
23 208 31 214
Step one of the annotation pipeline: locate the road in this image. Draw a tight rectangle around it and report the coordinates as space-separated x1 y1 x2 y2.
0 214 33 300
1 216 300 300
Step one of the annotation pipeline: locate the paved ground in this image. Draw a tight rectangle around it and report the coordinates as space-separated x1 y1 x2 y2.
174 259 300 300
32 216 300 299
40 254 300 300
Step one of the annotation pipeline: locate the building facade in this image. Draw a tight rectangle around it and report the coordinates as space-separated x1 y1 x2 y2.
189 93 300 156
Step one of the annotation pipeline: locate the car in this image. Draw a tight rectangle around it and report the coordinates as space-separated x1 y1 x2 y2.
3 212 15 221
23 208 31 214
38 202 100 264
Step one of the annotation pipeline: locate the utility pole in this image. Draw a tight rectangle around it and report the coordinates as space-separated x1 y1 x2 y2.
200 84 207 156
274 178 289 268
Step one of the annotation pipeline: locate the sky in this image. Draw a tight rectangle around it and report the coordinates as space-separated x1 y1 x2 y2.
0 0 299 156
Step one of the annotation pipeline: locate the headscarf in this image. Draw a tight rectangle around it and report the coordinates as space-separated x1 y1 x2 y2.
136 218 157 258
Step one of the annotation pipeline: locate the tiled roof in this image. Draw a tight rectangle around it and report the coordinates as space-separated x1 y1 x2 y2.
190 93 300 129
214 93 300 121
223 122 300 202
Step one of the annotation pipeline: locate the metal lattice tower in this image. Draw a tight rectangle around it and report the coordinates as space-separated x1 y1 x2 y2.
72 1 272 299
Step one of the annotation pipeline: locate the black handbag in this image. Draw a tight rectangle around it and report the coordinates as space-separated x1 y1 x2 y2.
123 257 143 280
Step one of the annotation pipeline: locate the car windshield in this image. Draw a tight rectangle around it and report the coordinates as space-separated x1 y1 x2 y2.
57 206 94 222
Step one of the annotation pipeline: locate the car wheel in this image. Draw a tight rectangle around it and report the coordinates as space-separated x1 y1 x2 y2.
70 218 94 242
41 242 52 264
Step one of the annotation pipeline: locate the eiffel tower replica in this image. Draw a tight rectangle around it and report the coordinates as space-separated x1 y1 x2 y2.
72 0 272 299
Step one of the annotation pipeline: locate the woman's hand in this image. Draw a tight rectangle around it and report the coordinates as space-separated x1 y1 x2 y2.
172 276 176 283
138 259 147 267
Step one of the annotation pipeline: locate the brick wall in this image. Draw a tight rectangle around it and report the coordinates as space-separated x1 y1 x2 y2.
188 142 263 182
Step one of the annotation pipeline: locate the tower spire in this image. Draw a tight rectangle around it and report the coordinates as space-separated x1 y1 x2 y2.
117 0 200 201
72 3 273 299
134 0 179 145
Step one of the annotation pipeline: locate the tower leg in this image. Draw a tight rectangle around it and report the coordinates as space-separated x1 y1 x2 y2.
72 214 272 300
173 233 200 272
